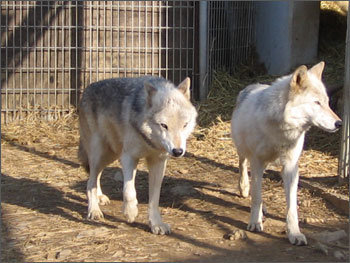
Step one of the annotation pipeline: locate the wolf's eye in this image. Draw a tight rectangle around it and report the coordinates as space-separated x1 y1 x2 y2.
160 123 168 130
183 122 188 128
314 101 321 106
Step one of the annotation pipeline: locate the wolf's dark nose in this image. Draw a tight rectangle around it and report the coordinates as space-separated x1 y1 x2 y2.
335 120 342 129
172 148 183 157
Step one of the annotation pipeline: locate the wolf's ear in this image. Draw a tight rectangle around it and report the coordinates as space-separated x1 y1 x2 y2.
309 61 325 80
290 65 308 93
144 81 157 107
177 77 191 100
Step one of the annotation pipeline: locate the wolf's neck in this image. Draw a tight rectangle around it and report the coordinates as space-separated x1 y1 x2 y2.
265 76 308 141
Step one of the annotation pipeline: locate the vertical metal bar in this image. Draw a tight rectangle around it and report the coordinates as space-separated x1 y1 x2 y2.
158 1 161 77
103 2 107 79
40 1 44 118
172 1 175 81
131 1 134 77
138 1 141 76
110 1 113 77
26 1 30 118
96 1 100 81
151 1 154 76
192 1 196 97
48 2 52 120
209 1 214 80
199 1 208 101
185 1 189 79
179 0 182 82
124 1 127 77
339 7 350 182
61 1 64 112
117 1 120 77
103 1 106 79
5 2 9 122
11 1 15 120
219 3 224 69
54 2 58 118
89 1 92 83
75 1 78 107
145 1 147 75
165 1 168 79
19 1 23 119
68 1 71 111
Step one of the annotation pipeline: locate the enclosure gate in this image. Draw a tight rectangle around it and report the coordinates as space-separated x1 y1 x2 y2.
1 1 256 123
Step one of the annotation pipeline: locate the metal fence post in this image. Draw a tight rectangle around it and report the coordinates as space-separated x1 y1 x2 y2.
339 7 350 183
199 1 208 101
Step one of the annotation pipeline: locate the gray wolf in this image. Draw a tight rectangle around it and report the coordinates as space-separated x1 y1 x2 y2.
231 62 342 245
78 76 197 234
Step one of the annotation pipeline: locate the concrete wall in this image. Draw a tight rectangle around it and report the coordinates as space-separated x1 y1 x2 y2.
255 1 320 74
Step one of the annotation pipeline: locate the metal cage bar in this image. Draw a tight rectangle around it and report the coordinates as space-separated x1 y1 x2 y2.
339 7 350 182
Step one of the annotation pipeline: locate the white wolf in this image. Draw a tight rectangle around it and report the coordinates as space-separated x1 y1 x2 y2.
78 76 197 234
231 62 342 245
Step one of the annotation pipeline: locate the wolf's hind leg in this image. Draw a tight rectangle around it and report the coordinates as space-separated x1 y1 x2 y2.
121 154 139 223
87 135 116 220
247 158 266 232
238 156 250 197
97 175 110 206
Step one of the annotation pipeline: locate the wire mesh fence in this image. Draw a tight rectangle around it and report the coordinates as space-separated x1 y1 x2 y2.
206 1 255 87
1 1 199 122
1 1 257 123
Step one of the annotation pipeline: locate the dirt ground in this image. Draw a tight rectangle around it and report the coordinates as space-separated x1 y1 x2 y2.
1 116 349 262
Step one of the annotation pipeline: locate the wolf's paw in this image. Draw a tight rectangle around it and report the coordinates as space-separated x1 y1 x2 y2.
87 208 104 221
239 187 250 198
123 201 138 223
288 232 307 246
247 222 263 232
150 222 171 235
98 194 110 206
239 183 250 198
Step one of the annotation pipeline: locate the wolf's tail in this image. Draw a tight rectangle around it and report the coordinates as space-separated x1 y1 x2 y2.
78 139 90 173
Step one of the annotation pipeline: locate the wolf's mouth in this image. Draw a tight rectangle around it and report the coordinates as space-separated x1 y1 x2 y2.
320 126 340 133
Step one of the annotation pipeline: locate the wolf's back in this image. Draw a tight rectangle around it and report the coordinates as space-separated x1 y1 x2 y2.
79 76 171 114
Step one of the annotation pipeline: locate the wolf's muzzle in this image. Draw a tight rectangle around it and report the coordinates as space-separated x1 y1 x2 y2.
172 148 184 157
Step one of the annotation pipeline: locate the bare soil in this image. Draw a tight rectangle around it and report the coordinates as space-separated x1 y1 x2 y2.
1 117 349 262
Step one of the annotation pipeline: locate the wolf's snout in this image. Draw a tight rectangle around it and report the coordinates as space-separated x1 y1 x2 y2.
335 120 342 129
172 148 183 157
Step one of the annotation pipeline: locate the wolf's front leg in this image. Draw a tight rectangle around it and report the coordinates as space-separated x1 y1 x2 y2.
247 158 266 232
238 156 250 197
282 135 307 246
282 162 307 246
147 156 170 235
121 154 139 223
